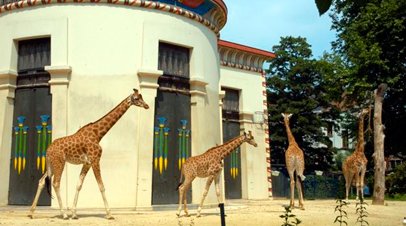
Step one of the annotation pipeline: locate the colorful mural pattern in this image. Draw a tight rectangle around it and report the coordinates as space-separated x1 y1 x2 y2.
36 115 52 174
13 116 28 175
13 115 52 175
153 117 191 174
177 119 190 170
229 147 239 179
154 117 170 174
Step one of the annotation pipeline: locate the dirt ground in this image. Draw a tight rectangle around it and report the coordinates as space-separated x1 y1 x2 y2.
0 199 405 226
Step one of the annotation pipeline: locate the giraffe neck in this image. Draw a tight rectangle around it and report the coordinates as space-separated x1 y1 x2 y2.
217 135 245 159
355 113 366 153
284 120 297 145
88 95 132 141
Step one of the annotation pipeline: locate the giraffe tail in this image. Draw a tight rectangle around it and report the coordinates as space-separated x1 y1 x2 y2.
176 168 184 191
45 158 53 198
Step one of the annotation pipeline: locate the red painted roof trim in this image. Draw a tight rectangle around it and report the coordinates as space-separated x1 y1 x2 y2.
212 0 227 15
218 40 275 58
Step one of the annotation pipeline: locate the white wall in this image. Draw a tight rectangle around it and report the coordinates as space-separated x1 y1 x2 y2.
0 4 221 208
219 66 269 199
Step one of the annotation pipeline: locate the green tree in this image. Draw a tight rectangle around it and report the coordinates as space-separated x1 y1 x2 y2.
328 0 406 204
266 36 335 172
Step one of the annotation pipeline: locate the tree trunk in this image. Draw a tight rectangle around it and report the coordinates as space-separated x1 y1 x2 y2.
372 83 387 205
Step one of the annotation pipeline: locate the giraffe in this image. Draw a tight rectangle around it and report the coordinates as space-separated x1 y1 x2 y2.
176 131 258 217
28 89 149 220
281 113 305 210
342 108 369 201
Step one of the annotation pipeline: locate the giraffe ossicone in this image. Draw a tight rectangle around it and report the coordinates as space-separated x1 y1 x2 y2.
28 89 149 220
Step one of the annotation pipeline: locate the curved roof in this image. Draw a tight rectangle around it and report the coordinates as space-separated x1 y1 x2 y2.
0 0 228 33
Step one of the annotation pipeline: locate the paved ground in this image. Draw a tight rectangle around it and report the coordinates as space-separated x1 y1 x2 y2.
0 199 405 226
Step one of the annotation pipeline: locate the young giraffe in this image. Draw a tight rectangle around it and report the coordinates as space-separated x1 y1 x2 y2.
282 113 305 210
342 108 369 201
28 89 149 220
176 131 257 217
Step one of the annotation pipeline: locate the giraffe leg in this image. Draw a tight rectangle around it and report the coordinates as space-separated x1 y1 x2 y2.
71 164 91 219
177 176 193 217
197 175 214 217
354 172 361 200
343 170 351 202
288 171 295 208
28 174 47 218
214 173 223 203
92 162 114 220
52 162 68 219
360 167 367 200
295 175 305 210
177 183 184 217
183 183 191 217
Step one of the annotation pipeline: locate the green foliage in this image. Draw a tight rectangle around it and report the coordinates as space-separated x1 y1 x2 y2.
280 205 302 226
303 175 345 199
386 161 406 196
355 198 369 226
266 36 336 171
334 199 349 226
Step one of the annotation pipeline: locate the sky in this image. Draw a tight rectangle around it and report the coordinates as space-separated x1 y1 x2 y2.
220 0 336 58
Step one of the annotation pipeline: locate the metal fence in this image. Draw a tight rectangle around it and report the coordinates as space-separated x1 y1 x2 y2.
271 166 346 199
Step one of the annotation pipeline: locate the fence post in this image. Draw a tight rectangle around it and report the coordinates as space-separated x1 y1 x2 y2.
219 203 226 226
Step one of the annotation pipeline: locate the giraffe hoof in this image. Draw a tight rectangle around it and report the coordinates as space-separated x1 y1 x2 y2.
28 214 33 219
62 214 69 220
106 215 115 220
71 214 79 220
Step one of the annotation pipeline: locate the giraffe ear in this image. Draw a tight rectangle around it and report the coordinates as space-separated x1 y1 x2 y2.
288 113 292 118
281 113 285 118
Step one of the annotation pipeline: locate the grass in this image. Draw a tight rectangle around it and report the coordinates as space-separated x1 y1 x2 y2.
385 193 406 201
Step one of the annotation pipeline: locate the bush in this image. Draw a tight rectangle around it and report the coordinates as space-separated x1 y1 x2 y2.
386 161 406 196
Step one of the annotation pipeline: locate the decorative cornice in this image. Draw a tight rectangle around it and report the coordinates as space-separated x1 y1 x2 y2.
137 68 163 90
0 0 225 35
46 65 71 85
0 70 17 99
190 77 207 97
239 111 253 124
218 40 275 73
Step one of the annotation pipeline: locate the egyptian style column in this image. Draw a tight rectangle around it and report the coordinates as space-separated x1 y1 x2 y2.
189 78 209 203
218 89 226 202
45 65 71 207
239 111 254 199
0 70 17 205
45 66 71 139
135 68 162 208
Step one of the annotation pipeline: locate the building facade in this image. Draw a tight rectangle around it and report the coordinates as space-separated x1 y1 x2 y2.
0 0 274 208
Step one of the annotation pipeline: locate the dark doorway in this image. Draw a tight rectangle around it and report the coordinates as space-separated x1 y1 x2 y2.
222 88 242 199
8 38 52 205
152 43 192 205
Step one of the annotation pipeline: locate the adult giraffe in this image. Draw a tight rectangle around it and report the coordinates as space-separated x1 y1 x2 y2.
28 89 149 219
282 113 305 210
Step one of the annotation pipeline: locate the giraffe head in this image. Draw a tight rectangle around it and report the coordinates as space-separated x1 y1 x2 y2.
130 89 149 109
281 113 293 122
243 131 258 147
